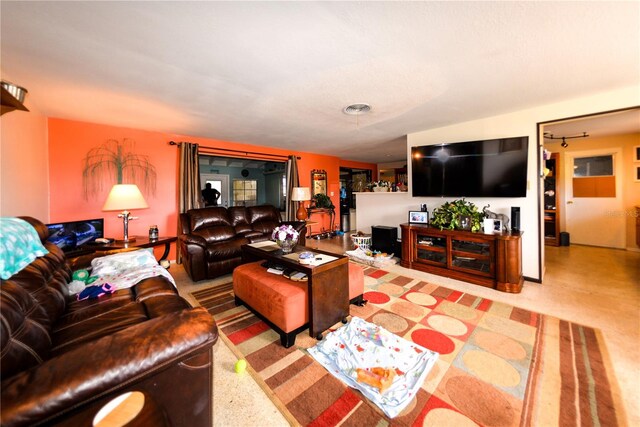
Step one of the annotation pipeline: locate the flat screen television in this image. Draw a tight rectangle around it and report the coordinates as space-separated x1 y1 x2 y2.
45 218 104 253
411 136 529 197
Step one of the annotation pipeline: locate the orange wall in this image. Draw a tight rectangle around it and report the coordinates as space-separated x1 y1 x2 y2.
48 118 376 258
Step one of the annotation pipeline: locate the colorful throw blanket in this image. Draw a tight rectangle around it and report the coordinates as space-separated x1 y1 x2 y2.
0 217 49 280
308 316 439 418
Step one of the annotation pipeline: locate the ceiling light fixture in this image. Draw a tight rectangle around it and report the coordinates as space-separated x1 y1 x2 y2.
343 103 371 115
343 103 371 130
543 131 589 149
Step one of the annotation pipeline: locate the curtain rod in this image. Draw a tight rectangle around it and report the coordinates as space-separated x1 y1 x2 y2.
169 141 301 161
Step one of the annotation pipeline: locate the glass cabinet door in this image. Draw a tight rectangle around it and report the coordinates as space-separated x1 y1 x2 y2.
416 235 446 266
450 239 493 276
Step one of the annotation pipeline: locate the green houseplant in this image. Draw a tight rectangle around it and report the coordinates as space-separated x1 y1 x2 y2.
430 199 484 232
312 193 334 209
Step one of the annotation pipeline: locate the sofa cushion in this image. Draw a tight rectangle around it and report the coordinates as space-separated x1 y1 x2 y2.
51 301 148 355
205 237 248 260
229 206 252 234
195 225 238 243
0 281 52 379
189 207 231 232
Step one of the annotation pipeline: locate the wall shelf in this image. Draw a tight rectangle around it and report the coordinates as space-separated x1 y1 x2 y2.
1 86 29 115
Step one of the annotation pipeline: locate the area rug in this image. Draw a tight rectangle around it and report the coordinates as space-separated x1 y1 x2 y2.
191 266 626 426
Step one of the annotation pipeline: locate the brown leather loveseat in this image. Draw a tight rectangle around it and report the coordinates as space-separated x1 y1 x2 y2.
178 204 307 282
0 217 219 427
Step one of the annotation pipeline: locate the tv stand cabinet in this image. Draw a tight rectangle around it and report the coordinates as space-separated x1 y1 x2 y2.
400 223 523 293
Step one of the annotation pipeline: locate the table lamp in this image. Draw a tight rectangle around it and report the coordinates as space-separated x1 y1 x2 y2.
103 184 149 242
291 187 311 221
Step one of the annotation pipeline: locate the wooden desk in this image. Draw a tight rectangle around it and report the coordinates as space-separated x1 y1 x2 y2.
241 243 349 339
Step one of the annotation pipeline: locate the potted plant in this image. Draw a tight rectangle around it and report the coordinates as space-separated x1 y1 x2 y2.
312 193 334 209
430 199 484 232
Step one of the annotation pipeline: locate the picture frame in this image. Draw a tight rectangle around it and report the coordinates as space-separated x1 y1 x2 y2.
409 211 429 224
634 146 640 162
311 169 327 196
493 219 503 232
635 166 640 182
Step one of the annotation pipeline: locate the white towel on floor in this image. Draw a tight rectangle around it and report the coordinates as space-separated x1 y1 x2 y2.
308 317 438 418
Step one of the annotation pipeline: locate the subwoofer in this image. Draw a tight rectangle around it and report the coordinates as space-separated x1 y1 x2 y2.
372 225 398 255
511 207 521 232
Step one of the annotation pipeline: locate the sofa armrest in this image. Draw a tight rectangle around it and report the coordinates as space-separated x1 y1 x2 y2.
179 233 207 247
1 307 218 427
178 234 208 281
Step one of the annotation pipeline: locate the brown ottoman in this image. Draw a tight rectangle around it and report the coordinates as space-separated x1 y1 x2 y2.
233 261 308 347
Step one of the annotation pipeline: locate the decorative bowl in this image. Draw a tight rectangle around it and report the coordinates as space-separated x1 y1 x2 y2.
298 251 314 264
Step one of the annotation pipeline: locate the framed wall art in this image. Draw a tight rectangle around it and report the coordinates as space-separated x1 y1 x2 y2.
311 169 327 196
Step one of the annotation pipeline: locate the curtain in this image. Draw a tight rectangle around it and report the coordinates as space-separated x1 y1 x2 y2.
285 155 300 221
177 142 201 263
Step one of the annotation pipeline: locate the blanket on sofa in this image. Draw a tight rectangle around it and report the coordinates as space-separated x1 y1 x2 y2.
0 217 49 280
73 250 175 298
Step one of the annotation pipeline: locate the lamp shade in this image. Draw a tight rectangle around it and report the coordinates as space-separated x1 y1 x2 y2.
102 184 149 211
291 187 311 202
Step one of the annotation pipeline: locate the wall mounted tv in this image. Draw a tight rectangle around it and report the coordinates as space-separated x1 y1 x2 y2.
411 136 529 198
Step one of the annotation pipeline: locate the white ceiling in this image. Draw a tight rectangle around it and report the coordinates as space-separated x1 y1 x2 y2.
1 1 638 163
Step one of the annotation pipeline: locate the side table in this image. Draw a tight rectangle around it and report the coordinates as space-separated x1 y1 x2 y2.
101 236 176 261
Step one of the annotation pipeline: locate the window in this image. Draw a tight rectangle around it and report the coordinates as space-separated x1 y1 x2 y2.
573 155 613 177
233 179 257 206
572 154 616 198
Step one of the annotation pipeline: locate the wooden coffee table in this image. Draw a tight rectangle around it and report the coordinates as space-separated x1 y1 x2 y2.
241 242 349 340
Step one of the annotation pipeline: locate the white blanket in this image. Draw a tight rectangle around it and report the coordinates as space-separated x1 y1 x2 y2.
88 249 175 290
308 317 438 418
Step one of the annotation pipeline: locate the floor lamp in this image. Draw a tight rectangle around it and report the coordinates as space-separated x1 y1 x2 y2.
291 187 311 221
103 184 149 242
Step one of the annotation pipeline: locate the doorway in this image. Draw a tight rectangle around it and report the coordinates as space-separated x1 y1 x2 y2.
539 107 640 274
563 148 625 248
201 173 229 207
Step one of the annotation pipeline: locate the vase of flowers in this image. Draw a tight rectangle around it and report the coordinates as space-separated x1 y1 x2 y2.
272 224 300 254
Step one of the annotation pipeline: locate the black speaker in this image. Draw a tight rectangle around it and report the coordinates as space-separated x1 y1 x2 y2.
372 225 397 254
511 207 521 232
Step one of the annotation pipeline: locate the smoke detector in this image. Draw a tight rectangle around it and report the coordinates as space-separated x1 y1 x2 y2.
343 103 371 115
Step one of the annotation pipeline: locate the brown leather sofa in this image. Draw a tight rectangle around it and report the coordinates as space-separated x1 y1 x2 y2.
178 204 307 282
0 217 219 427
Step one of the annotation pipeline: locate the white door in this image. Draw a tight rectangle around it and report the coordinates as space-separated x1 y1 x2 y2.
564 148 625 248
201 174 230 207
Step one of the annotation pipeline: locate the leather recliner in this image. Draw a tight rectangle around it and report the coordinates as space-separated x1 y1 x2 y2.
0 217 219 427
178 205 307 282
